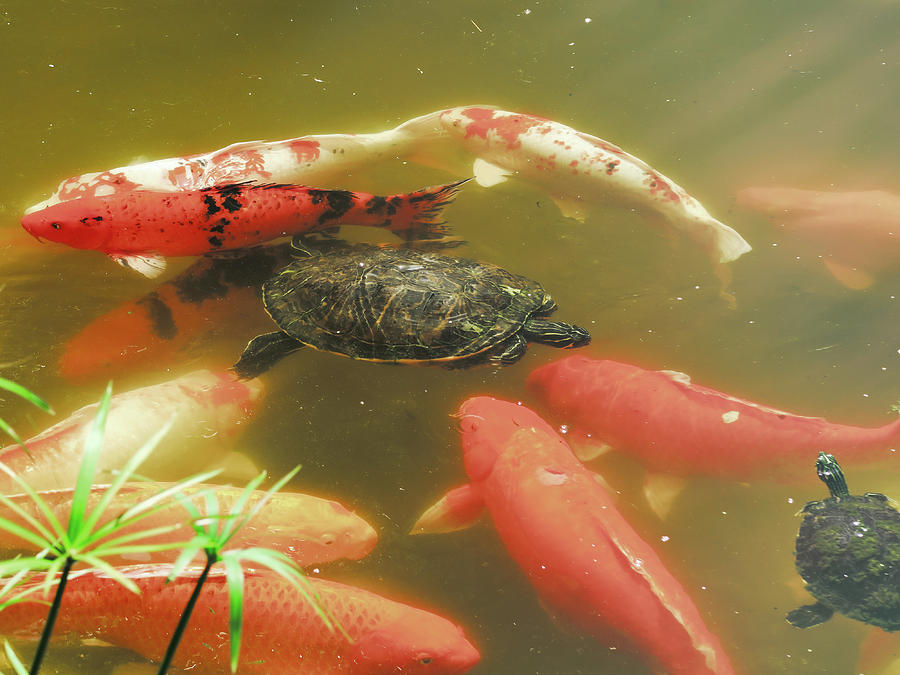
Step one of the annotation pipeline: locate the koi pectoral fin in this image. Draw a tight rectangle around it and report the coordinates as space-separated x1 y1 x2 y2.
109 252 167 278
411 483 484 534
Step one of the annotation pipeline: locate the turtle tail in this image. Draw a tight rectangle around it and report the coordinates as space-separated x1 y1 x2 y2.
815 452 850 498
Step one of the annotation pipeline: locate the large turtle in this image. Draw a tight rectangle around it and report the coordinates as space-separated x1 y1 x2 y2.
232 241 591 378
787 452 900 630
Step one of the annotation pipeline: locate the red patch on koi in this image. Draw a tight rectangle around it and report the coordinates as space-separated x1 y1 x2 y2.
459 107 549 150
605 160 620 175
207 148 271 183
288 139 321 164
644 171 681 203
167 159 206 188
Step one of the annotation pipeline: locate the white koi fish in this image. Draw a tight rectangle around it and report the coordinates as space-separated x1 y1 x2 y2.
0 370 262 493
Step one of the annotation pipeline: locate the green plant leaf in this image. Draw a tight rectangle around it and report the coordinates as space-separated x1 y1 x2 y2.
223 555 245 673
0 417 25 448
167 539 208 583
4 639 30 675
76 554 140 595
67 382 113 542
0 378 54 414
0 462 68 547
78 416 176 542
0 515 53 551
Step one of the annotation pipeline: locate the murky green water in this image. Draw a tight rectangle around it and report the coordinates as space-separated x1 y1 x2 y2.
3 1 900 673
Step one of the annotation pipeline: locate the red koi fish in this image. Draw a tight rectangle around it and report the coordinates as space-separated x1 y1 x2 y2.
413 396 736 675
21 180 465 277
0 370 262 493
58 244 293 381
0 482 376 567
527 355 900 482
0 565 480 674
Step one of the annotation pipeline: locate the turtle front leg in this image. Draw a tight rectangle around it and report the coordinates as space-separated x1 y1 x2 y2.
488 334 528 365
232 331 305 379
786 601 834 628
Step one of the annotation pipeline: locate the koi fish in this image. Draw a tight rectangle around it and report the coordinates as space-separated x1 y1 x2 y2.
413 396 736 675
21 180 465 277
58 244 293 381
25 106 750 271
0 482 376 567
0 370 262 493
737 186 900 289
0 565 480 674
527 355 900 492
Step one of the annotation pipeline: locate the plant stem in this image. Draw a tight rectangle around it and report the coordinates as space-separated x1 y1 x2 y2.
157 553 215 675
30 555 75 675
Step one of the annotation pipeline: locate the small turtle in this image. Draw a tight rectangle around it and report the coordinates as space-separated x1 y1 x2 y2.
232 241 590 378
787 452 900 630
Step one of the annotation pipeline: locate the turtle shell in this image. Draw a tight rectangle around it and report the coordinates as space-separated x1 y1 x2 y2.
261 246 553 363
795 490 900 630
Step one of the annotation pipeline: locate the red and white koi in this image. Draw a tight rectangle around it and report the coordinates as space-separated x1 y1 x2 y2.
0 370 262 493
21 180 464 277
0 565 480 674
413 396 736 675
527 355 900 481
0 482 376 567
25 105 750 269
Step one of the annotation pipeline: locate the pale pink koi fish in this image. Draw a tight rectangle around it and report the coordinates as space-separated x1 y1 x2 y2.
0 370 262 493
25 105 750 268
0 482 376 567
0 565 480 674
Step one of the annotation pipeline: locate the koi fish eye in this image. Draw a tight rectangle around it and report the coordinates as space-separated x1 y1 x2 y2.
417 655 433 665
51 222 62 230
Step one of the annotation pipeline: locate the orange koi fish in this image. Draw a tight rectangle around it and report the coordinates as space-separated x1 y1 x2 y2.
21 180 466 277
0 482 376 567
414 397 736 675
0 565 481 674
0 370 262 493
58 244 293 381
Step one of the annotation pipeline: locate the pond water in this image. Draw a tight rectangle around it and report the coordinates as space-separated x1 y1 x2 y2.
2 1 900 673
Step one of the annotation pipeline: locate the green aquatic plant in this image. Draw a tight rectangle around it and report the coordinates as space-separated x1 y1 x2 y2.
0 382 220 674
0 377 53 448
159 465 339 674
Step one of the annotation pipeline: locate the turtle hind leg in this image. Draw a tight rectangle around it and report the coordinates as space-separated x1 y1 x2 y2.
523 319 591 349
488 334 529 366
786 602 834 628
232 331 304 379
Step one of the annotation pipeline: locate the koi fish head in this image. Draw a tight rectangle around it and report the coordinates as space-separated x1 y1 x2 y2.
21 198 111 250
350 610 480 674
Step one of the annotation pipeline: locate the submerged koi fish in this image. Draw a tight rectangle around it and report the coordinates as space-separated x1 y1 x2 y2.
413 397 736 675
0 482 376 567
58 244 293 381
21 180 465 277
25 105 750 271
0 370 262 493
527 355 900 482
0 565 480 674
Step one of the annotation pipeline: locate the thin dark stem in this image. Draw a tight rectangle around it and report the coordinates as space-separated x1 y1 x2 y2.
156 553 215 675
30 555 76 675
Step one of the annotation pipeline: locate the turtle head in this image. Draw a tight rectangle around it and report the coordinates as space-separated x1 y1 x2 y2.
523 319 591 349
816 452 850 498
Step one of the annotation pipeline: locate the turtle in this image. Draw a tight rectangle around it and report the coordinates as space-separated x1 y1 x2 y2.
232 241 591 378
787 452 900 630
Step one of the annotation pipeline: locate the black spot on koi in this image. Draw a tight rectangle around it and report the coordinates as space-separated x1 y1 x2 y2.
203 195 221 217
316 190 354 225
208 235 223 248
136 291 177 340
222 195 242 212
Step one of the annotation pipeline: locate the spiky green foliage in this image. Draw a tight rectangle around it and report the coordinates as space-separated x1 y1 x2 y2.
0 382 220 674
158 466 338 674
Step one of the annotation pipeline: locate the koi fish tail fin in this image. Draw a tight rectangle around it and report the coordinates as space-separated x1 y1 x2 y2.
386 179 470 243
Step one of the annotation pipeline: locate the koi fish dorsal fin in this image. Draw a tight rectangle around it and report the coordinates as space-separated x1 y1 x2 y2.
410 484 484 534
109 252 167 278
643 472 687 520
